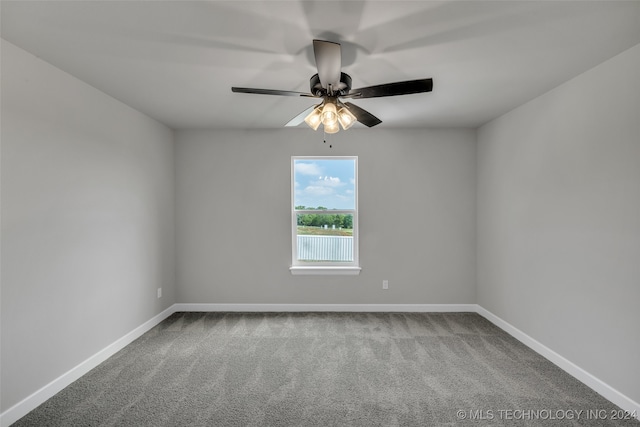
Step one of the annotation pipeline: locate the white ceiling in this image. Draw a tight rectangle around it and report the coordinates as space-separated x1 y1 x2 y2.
2 1 640 130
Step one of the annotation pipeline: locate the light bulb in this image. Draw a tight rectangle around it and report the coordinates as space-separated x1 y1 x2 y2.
337 106 357 130
324 120 339 134
321 102 338 126
304 106 323 130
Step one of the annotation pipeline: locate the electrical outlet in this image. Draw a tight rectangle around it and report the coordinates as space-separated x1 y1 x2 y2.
383 280 389 290
157 288 162 299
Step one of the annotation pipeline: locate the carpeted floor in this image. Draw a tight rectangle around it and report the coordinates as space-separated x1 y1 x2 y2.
14 312 639 426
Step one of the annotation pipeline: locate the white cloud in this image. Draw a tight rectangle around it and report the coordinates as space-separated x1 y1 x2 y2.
295 162 322 176
303 186 334 196
298 176 347 204
310 176 344 188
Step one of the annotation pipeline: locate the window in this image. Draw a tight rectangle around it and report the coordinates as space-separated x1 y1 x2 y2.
290 156 360 275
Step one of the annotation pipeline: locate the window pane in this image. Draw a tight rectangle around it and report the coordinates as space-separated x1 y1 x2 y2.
293 159 355 210
296 213 353 262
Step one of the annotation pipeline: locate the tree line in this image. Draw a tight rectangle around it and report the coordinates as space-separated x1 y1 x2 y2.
295 206 353 229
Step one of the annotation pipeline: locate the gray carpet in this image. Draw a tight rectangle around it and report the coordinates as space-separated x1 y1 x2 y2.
14 312 639 426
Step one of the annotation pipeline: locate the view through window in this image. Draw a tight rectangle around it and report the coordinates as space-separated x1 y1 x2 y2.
291 157 358 269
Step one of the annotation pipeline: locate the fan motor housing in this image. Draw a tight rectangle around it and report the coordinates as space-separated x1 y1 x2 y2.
310 73 352 96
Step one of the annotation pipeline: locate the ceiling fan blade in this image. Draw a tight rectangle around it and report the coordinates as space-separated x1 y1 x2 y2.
313 40 342 90
347 78 433 99
285 105 318 127
343 102 382 128
232 87 317 97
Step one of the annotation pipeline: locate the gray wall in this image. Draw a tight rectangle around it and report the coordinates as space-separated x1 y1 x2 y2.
477 44 640 403
175 128 476 304
1 41 176 411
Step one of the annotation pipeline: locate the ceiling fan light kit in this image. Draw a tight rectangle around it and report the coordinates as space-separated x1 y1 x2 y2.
232 39 433 133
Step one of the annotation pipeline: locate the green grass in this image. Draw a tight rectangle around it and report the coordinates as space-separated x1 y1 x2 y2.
297 226 353 236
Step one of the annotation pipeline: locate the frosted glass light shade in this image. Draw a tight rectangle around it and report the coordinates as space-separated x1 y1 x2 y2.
304 106 323 130
321 102 338 126
324 120 339 134
337 106 357 130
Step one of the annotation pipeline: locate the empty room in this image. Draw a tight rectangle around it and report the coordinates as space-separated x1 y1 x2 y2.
1 1 639 425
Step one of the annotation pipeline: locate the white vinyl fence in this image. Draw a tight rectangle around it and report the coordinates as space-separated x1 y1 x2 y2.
297 235 353 262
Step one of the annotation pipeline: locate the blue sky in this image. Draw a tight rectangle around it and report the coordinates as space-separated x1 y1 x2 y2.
294 158 355 210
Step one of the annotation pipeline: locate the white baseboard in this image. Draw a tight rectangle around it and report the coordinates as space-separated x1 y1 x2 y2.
0 305 175 427
3 303 638 425
476 306 640 420
172 303 477 312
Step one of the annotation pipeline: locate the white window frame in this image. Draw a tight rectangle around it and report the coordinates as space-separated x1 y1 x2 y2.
290 156 360 275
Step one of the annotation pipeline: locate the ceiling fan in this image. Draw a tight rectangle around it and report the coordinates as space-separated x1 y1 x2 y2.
231 40 433 133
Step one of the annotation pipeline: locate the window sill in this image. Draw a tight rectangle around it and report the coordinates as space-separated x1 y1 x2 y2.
290 266 361 276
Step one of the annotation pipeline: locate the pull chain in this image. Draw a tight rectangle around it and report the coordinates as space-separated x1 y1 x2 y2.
323 129 332 148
